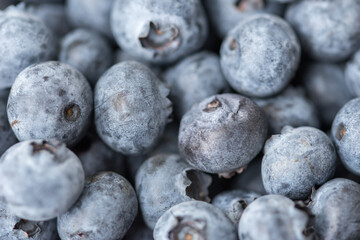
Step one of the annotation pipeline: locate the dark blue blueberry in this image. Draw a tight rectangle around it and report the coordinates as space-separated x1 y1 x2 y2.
331 98 360 176
262 126 337 199
111 0 208 64
0 139 85 221
304 63 353 127
0 6 57 89
309 178 360 240
205 0 284 38
220 14 300 97
179 93 267 174
136 154 211 229
286 0 360 62
239 195 314 240
59 28 114 86
94 61 172 155
57 171 138 240
212 189 260 225
154 201 237 240
7 61 93 146
253 87 320 134
65 0 114 38
163 51 230 118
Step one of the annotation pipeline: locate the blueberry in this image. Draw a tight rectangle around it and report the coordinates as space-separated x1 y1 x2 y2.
0 139 85 221
331 98 360 176
57 171 138 240
178 93 267 174
238 195 314 240
25 2 71 38
163 51 230 118
0 204 59 240
7 61 93 147
212 189 260 225
220 14 301 97
309 178 360 240
59 28 114 86
0 90 17 155
136 154 211 229
205 0 284 38
262 126 337 200
253 87 320 134
285 0 360 62
153 201 237 240
0 6 57 89
73 132 126 177
345 49 360 97
95 61 172 155
111 0 208 64
304 63 353 127
65 0 114 39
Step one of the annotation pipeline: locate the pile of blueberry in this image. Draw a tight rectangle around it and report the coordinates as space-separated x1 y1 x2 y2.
0 0 360 239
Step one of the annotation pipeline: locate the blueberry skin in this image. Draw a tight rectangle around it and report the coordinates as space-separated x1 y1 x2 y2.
345 49 360 97
95 61 172 155
136 154 211 229
309 178 360 240
65 0 114 38
0 90 17 156
304 63 353 127
153 201 237 240
220 14 300 98
212 189 260 225
0 6 57 89
57 171 138 240
286 0 360 62
73 133 126 177
25 3 71 38
0 139 85 221
205 0 284 38
262 126 337 200
238 195 313 240
59 29 114 86
179 93 267 174
7 61 93 147
111 0 208 64
331 98 360 176
163 51 230 118
253 87 320 134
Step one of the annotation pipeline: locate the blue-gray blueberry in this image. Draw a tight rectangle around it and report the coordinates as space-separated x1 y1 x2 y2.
153 201 237 240
0 139 85 221
286 0 360 62
111 0 208 64
262 126 337 199
220 14 300 97
7 61 93 147
0 6 57 89
345 48 360 97
253 87 320 134
239 195 314 240
309 178 360 240
331 98 360 176
95 61 172 155
59 28 114 86
179 93 267 174
136 154 211 229
163 51 229 118
57 171 138 240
